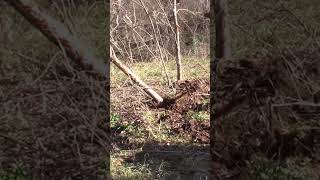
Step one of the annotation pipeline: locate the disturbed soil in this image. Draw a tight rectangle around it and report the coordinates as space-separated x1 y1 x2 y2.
111 79 210 145
156 79 210 143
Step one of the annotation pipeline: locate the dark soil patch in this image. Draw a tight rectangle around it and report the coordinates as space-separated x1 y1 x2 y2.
156 79 210 143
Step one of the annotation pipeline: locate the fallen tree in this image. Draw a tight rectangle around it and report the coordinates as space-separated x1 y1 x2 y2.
110 47 163 103
4 0 164 103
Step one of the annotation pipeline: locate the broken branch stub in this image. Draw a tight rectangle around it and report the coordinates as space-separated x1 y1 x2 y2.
110 47 164 103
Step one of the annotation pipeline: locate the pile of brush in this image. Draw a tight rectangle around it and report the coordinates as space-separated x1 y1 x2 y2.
212 47 320 167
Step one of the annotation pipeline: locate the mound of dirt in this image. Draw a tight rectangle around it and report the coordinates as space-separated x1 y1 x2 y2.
157 79 210 143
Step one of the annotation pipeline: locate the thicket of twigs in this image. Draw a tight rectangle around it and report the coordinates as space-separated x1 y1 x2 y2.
111 0 210 62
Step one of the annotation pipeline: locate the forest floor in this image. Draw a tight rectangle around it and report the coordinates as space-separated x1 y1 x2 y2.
110 58 211 179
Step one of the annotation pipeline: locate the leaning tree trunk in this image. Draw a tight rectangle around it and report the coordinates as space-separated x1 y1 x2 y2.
110 47 164 103
5 0 164 103
4 0 108 77
173 0 182 80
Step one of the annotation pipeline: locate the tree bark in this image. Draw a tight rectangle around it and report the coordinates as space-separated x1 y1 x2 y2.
173 0 182 80
110 47 164 103
214 0 232 61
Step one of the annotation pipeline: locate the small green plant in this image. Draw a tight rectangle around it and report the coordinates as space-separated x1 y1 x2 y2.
110 113 121 127
186 111 209 122
142 111 155 122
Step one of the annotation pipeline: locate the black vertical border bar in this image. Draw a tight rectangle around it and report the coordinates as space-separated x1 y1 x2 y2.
105 0 111 179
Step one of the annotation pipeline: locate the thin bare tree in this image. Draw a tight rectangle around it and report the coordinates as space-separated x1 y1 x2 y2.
173 0 182 80
138 0 171 86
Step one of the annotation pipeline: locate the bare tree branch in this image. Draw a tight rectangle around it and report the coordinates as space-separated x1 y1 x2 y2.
173 0 182 80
